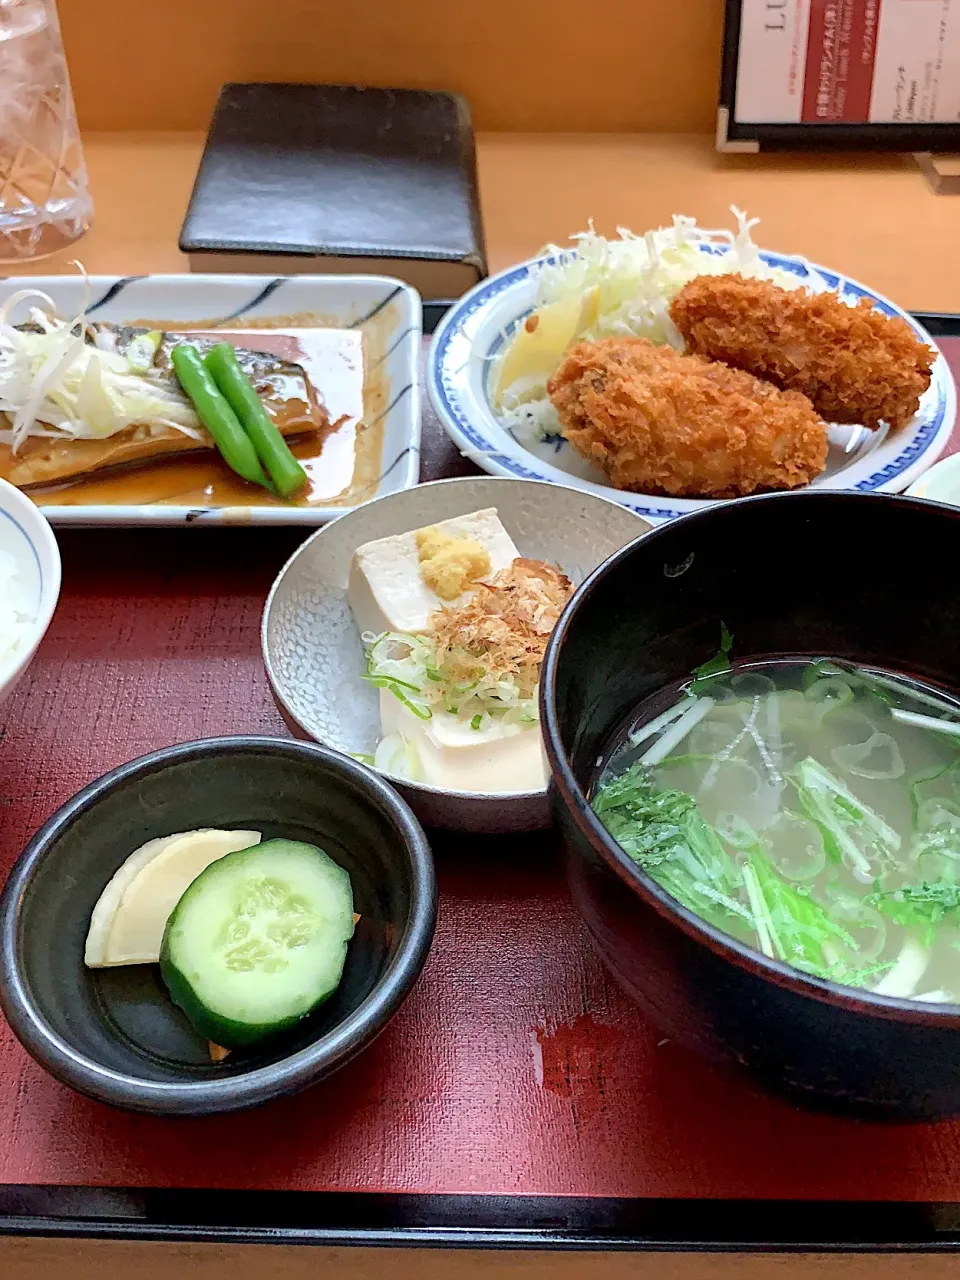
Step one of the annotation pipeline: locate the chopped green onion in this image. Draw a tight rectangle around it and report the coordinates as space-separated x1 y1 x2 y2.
649 753 715 768
374 734 423 781
831 732 905 780
124 329 162 373
364 672 422 695
804 677 854 707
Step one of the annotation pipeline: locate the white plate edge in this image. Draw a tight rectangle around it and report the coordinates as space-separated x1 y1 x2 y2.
0 273 424 527
427 250 957 520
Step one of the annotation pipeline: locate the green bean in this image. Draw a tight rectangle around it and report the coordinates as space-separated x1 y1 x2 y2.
170 344 270 489
204 343 308 498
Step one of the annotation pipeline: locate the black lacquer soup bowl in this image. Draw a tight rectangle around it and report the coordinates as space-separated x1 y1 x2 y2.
541 492 960 1120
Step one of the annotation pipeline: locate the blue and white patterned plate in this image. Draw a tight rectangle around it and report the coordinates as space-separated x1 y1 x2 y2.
0 274 421 526
428 250 956 523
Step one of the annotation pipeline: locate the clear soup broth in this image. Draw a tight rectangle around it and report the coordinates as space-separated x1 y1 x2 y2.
593 659 960 1003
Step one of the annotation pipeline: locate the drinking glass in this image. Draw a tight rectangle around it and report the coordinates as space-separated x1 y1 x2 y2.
0 0 91 262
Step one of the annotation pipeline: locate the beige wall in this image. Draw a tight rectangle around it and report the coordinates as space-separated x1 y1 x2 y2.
59 0 725 134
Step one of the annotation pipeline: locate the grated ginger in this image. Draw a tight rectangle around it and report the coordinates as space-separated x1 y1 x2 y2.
415 526 491 600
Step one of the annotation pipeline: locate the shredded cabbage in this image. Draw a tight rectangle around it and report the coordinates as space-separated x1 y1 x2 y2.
0 287 201 453
502 399 566 450
498 207 826 441
532 207 813 347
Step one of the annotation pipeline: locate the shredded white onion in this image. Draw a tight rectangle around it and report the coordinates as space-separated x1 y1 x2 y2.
0 282 201 452
373 734 423 781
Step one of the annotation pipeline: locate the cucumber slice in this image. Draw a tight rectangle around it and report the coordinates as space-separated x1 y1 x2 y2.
160 839 355 1048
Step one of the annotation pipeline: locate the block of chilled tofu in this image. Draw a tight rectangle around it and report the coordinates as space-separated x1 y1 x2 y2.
347 508 520 638
380 691 547 793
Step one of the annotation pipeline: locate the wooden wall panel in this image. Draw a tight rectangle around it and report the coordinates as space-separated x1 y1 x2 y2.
58 0 725 133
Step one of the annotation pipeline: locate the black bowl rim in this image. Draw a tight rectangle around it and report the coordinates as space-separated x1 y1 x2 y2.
0 735 437 1115
541 490 960 1026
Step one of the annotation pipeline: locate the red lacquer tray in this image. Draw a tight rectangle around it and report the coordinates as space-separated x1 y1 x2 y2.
1 330 959 1252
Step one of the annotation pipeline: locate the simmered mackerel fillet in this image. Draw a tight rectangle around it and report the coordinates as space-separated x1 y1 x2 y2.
0 326 330 489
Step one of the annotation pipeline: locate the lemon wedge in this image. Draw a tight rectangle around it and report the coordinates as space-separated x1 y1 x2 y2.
492 286 599 409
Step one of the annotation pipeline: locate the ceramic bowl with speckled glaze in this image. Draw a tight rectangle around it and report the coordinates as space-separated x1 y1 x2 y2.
262 477 651 832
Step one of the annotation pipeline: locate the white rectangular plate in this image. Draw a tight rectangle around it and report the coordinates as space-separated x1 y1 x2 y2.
0 273 422 526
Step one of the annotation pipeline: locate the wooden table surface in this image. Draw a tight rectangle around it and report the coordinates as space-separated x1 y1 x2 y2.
3 133 960 1279
12 132 960 314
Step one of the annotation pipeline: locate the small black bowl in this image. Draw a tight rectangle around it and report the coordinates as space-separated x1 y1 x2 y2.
541 492 960 1121
0 737 436 1116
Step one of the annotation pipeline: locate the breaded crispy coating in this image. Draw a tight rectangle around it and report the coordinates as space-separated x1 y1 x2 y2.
547 336 828 499
669 274 935 430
